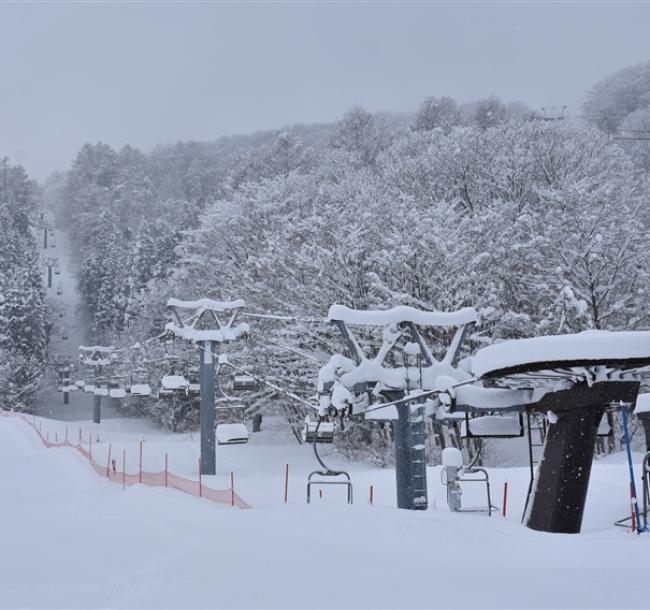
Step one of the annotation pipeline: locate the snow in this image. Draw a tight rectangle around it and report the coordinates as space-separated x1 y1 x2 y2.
442 447 463 468
471 330 650 377
165 321 250 343
461 415 523 437
109 388 127 399
215 423 250 444
327 304 478 327
167 297 246 311
129 383 152 397
1 413 649 608
161 375 188 390
636 393 650 414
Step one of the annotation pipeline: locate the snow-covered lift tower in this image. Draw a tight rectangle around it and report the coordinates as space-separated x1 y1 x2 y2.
462 330 650 533
166 298 249 475
321 304 478 510
78 345 116 423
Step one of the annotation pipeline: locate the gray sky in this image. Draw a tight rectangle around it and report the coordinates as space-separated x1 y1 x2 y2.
2 1 650 181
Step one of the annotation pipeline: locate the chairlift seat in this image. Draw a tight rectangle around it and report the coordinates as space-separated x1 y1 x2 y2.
232 375 257 391
130 383 152 397
94 387 109 397
302 421 335 443
216 423 250 445
161 375 189 391
75 380 85 389
460 414 523 438
188 383 201 394
83 384 96 393
110 388 127 399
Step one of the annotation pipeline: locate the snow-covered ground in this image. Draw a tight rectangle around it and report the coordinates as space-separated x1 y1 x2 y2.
1 412 649 609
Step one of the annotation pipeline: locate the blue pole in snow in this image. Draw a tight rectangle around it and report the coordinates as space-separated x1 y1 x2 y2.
620 403 644 534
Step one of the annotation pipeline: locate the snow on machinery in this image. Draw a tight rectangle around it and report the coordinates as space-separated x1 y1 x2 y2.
317 304 650 533
165 297 249 475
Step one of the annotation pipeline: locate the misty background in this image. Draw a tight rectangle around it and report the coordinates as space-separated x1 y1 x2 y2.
3 1 650 180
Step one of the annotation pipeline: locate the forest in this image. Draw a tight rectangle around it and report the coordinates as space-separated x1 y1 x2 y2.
3 60 650 455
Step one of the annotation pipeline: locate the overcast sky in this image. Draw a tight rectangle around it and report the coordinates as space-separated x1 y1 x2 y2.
2 1 650 181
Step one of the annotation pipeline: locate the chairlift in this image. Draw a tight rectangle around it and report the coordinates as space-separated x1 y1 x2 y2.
460 413 524 439
232 374 257 391
56 285 63 296
83 384 96 393
54 267 61 275
61 327 68 341
302 418 335 443
216 423 250 445
306 418 353 504
75 379 85 389
440 447 493 515
94 386 109 397
130 383 152 397
187 366 201 395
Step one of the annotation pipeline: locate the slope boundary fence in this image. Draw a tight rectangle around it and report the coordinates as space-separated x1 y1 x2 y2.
0 411 251 509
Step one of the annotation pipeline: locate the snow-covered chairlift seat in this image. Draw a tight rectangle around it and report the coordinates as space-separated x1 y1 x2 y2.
130 383 152 397
160 375 189 392
302 420 334 443
216 423 249 445
460 414 523 438
109 388 127 399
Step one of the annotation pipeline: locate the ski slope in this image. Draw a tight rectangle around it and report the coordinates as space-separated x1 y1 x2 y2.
1 414 649 609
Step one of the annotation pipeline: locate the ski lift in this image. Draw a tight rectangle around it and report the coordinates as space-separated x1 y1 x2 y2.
94 386 109 397
56 284 63 296
130 383 152 397
159 374 188 397
187 366 201 395
302 418 334 443
306 418 353 504
54 266 61 275
216 423 250 445
440 447 493 515
128 368 152 397
109 378 127 399
232 374 257 391
460 413 524 439
83 384 96 393
75 380 85 389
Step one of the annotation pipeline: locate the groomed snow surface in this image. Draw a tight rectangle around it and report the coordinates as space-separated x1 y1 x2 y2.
1 413 649 609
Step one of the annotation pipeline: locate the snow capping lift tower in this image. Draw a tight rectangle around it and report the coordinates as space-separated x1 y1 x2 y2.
165 298 249 475
453 330 650 534
78 345 116 423
320 304 478 510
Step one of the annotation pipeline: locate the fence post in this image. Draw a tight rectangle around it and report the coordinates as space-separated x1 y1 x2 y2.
502 481 508 518
369 485 374 505
231 472 235 507
139 441 143 484
122 449 126 490
284 463 289 503
165 453 168 487
79 428 82 444
106 443 112 478
199 459 202 497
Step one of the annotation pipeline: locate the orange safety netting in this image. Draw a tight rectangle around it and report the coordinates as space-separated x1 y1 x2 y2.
1 411 251 509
